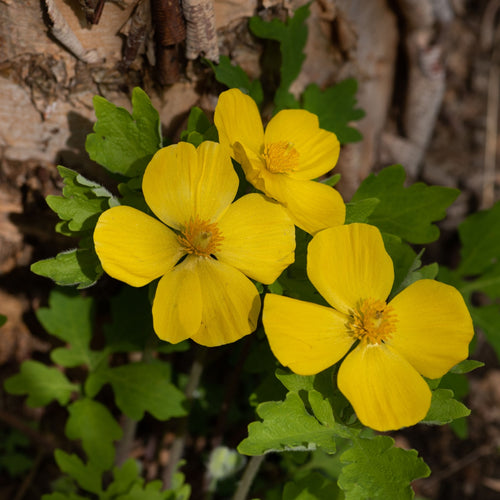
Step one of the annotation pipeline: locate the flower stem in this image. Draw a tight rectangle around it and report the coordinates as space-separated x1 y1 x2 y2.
162 345 206 489
232 455 265 500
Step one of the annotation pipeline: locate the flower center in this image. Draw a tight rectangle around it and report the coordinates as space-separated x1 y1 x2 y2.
345 298 397 345
177 217 224 257
263 141 300 173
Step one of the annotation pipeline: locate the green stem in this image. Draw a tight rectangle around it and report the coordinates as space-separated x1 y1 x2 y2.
162 346 206 489
233 455 265 500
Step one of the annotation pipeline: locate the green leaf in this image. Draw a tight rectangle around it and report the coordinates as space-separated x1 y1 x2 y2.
0 314 6 327
54 450 103 495
179 106 218 146
345 198 380 224
302 79 365 144
42 493 88 500
250 4 310 111
471 304 500 359
85 362 187 421
36 289 95 368
238 392 337 455
338 436 430 500
457 200 500 275
351 165 459 244
282 471 340 500
450 359 484 374
46 196 109 233
422 389 471 425
45 165 117 236
4 360 78 407
207 56 263 106
31 247 103 289
85 87 162 177
102 459 142 498
65 398 123 471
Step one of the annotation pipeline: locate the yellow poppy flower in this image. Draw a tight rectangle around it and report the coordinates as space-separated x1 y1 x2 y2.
263 223 474 431
214 88 346 235
94 141 295 347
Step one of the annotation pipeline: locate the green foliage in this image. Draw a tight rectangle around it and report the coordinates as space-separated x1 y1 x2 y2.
0 429 33 477
439 200 500 360
423 389 471 425
0 314 6 327
338 436 430 499
36 289 99 369
207 56 263 106
30 164 114 288
65 398 123 471
54 450 103 495
31 247 103 289
250 4 310 111
85 362 187 421
238 391 337 455
85 87 162 177
45 457 190 500
303 79 365 143
351 165 459 244
180 106 219 147
282 471 340 500
457 201 500 275
47 165 117 234
4 360 78 407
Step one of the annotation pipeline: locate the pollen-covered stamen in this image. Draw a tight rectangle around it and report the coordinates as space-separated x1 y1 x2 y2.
263 141 300 174
345 298 397 345
177 217 224 257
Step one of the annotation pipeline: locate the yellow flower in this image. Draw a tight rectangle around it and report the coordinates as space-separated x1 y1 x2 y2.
263 223 474 431
214 88 345 235
94 141 295 347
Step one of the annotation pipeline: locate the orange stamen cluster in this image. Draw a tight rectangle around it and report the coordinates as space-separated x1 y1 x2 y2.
346 298 397 345
177 217 224 257
263 141 300 174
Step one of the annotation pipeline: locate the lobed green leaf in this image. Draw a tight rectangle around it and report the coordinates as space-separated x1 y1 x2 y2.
54 450 103 495
282 471 340 500
85 87 162 177
4 360 78 407
85 361 187 421
250 4 310 111
351 165 459 244
457 200 500 276
338 436 430 500
422 389 471 425
36 289 95 368
31 247 103 289
65 398 123 471
302 79 365 144
238 392 337 455
207 56 263 106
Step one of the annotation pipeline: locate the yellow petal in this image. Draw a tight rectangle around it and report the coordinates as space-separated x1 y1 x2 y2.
307 223 394 314
142 141 238 229
338 343 432 431
216 193 295 284
152 256 203 344
262 174 346 234
389 279 474 379
214 88 264 161
263 294 353 376
94 206 183 287
264 109 340 180
190 258 261 347
233 142 267 191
